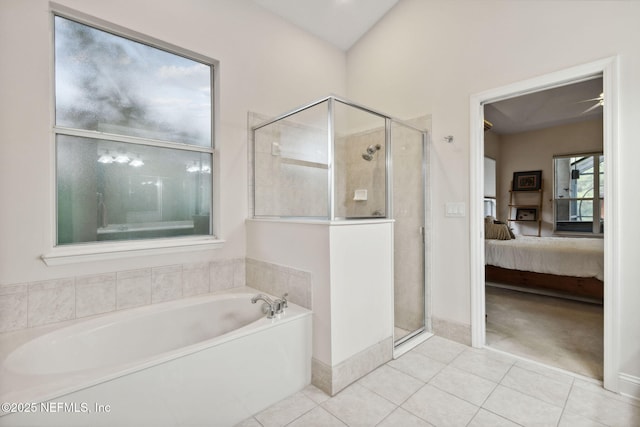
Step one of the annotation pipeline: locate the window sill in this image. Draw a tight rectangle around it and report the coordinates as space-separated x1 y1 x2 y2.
552 232 603 239
41 236 225 266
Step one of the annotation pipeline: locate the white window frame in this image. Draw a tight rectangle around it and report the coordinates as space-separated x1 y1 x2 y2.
43 4 222 266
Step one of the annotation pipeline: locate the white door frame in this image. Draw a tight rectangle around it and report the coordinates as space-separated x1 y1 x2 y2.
469 57 620 392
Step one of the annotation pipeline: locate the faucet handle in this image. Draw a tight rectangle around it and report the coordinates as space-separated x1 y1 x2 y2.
280 293 288 309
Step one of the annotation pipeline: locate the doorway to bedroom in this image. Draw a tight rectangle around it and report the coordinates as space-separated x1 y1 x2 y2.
483 78 604 379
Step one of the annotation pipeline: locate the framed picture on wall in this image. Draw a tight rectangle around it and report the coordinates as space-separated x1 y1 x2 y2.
516 208 537 221
512 170 542 191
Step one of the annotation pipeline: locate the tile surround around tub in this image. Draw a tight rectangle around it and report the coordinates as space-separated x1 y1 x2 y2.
246 258 312 309
151 265 183 304
0 283 28 333
75 273 116 318
116 268 152 310
0 258 245 333
28 278 75 328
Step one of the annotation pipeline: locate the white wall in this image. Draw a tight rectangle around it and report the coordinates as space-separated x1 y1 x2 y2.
0 0 346 284
329 222 393 364
346 0 640 382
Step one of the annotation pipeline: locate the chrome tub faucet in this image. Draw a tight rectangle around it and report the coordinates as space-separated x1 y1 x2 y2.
251 293 288 319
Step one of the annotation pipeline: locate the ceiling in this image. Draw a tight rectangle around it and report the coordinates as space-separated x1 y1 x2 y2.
251 1 603 134
252 0 399 51
485 77 604 135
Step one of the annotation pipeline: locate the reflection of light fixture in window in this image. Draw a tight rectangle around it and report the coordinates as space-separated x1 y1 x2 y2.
114 152 130 164
186 161 211 173
98 150 114 164
186 162 200 173
129 155 144 167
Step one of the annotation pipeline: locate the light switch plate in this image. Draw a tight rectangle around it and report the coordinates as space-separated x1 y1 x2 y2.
445 202 466 217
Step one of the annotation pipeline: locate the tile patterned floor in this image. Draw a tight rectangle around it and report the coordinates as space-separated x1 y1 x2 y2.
237 336 640 427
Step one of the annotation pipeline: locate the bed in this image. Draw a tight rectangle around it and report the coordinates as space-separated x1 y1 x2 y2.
485 235 604 301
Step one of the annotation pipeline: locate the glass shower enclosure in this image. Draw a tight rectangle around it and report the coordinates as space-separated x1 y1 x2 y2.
251 96 428 347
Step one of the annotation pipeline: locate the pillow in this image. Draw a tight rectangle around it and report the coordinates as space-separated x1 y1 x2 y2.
493 220 516 239
485 222 512 240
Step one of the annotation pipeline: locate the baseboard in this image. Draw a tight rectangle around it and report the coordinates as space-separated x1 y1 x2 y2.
619 373 640 400
486 282 602 305
311 358 332 396
432 316 471 346
311 337 393 396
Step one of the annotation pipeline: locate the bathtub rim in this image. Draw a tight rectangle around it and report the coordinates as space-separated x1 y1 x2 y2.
0 286 312 407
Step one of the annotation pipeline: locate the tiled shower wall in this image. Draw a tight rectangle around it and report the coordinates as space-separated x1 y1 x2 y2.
0 258 245 333
251 114 329 218
335 128 386 219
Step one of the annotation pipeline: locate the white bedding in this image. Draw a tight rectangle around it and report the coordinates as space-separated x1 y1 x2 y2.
485 236 604 281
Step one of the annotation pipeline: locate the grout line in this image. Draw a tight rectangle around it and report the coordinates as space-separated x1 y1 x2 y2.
388 351 447 383
478 377 501 408
556 381 576 427
281 402 318 427
375 407 397 426
471 407 526 427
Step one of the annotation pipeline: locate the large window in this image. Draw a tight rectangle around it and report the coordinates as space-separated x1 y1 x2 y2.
554 153 604 234
54 14 215 245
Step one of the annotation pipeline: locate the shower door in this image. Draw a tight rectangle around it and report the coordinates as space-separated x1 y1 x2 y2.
391 121 427 346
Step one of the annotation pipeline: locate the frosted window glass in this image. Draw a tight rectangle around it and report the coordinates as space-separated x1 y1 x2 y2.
56 135 212 245
55 16 211 147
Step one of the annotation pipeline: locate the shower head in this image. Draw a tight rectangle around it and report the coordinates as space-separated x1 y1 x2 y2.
362 144 381 161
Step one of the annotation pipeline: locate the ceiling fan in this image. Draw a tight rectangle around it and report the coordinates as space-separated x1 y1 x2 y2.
578 92 604 114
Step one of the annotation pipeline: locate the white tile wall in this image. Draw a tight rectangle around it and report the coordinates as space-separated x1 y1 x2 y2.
28 278 75 327
182 262 210 297
0 283 28 332
246 258 312 309
76 273 116 318
0 258 245 333
151 265 183 303
116 268 152 310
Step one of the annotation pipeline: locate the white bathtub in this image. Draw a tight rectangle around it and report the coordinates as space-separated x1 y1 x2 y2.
0 287 312 427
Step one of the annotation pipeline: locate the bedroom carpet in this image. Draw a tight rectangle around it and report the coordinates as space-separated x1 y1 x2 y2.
485 284 603 379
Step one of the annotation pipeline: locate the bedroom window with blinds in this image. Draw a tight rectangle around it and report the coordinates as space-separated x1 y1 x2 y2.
553 153 604 234
54 14 216 246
